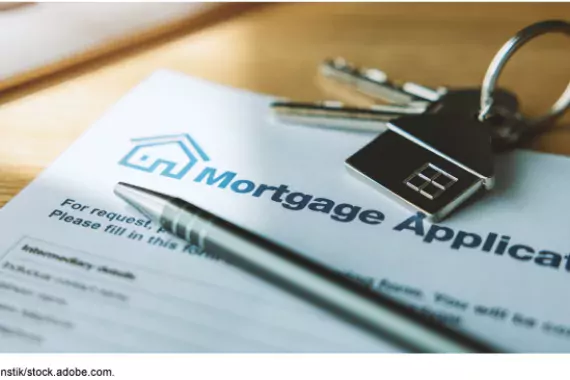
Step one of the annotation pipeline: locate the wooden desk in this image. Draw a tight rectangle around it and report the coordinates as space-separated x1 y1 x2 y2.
1 3 569 207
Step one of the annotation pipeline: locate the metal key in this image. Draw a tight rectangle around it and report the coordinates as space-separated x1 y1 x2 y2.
319 57 444 105
319 57 518 116
271 58 521 149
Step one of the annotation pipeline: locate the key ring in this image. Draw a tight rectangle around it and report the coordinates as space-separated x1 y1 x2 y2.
479 20 570 127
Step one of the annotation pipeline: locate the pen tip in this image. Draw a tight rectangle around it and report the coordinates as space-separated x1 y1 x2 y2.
114 182 170 222
114 182 143 195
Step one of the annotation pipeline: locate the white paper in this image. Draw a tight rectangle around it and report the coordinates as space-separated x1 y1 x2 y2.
1 71 570 352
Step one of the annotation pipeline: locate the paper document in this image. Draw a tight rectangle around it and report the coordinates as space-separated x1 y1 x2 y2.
1 71 570 352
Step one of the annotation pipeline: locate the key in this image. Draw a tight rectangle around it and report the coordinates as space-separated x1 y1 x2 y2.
271 58 521 148
320 57 445 105
271 101 428 133
345 113 495 222
272 92 520 149
272 89 518 135
320 57 520 114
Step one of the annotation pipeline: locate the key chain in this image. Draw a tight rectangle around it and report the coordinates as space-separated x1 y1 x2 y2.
271 20 570 222
348 20 570 222
349 20 570 222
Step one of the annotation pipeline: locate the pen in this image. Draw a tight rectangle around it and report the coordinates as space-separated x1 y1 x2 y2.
114 181 499 353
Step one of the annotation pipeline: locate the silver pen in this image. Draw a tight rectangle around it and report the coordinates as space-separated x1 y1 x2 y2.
114 182 499 353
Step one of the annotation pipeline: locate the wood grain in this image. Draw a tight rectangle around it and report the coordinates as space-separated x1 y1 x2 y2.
1 3 569 208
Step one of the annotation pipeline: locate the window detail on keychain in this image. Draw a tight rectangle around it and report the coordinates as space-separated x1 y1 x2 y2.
404 163 458 200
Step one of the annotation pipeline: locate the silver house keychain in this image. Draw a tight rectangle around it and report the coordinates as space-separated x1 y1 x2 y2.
272 20 570 222
349 20 570 222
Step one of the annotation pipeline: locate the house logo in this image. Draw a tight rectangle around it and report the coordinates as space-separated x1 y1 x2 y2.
119 134 209 179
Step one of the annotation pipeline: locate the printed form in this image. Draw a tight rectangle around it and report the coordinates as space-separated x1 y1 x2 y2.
1 71 570 352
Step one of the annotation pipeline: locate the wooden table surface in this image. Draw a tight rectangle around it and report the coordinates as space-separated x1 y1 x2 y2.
1 3 569 207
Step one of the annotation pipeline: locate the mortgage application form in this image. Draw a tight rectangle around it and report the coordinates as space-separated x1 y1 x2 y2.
1 71 570 352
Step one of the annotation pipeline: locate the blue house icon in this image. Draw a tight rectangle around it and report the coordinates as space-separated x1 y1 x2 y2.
119 134 210 179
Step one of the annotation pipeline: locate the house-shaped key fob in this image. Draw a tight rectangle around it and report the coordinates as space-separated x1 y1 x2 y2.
345 114 494 222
